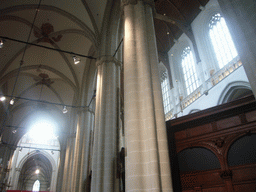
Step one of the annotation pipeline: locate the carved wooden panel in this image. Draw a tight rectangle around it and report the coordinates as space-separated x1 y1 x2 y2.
168 96 256 192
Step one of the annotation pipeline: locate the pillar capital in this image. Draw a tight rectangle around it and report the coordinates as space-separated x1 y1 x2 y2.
121 0 154 6
96 55 121 67
77 107 94 115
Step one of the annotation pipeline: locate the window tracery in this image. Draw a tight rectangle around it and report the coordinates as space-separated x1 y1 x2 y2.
32 180 40 192
209 13 238 69
181 46 200 95
160 71 171 114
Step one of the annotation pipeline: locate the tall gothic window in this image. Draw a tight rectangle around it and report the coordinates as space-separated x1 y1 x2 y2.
160 71 171 114
181 47 200 95
209 13 238 69
32 180 40 192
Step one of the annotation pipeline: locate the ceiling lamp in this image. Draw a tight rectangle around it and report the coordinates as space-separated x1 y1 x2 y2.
62 106 68 114
0 96 6 101
73 56 81 65
12 129 17 134
0 39 4 48
35 169 40 174
10 98 15 105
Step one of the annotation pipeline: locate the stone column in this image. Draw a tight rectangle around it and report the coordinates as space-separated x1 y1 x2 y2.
55 139 67 192
11 168 21 190
50 169 57 192
8 148 20 189
123 0 173 191
91 56 120 192
217 0 256 97
0 146 15 190
71 109 93 192
61 134 75 192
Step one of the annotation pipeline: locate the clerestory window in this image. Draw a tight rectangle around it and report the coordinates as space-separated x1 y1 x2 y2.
209 13 238 69
181 46 200 95
160 70 171 115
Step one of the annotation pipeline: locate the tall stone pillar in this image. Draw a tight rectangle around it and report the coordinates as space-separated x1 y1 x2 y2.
0 146 15 190
123 0 173 191
56 138 67 192
61 134 75 192
71 109 94 192
91 56 120 192
217 0 256 97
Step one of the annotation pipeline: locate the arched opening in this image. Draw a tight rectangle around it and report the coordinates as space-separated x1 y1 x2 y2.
218 82 253 104
7 112 60 191
178 147 221 172
17 152 53 191
228 134 256 167
159 62 172 116
32 179 40 191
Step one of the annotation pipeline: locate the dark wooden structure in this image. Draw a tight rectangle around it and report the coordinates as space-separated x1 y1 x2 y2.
166 95 256 192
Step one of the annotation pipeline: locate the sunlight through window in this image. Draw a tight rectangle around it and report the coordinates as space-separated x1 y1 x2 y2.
181 47 200 95
32 180 40 192
209 13 238 69
28 119 57 144
160 71 171 114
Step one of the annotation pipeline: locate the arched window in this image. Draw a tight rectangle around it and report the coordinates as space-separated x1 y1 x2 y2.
181 46 200 95
209 13 238 69
160 70 171 114
32 180 40 192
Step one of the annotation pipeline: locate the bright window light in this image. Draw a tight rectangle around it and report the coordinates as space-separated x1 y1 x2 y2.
160 71 171 114
181 47 200 95
209 13 238 69
28 119 57 144
32 180 40 191
35 169 40 174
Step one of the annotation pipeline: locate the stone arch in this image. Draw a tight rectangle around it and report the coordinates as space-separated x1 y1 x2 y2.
13 150 58 190
218 81 252 104
17 150 57 174
188 109 200 114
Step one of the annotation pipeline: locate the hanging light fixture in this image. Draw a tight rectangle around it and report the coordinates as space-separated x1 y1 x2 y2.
12 129 17 134
73 56 81 64
10 98 15 105
0 96 6 101
35 169 40 174
0 39 4 48
62 106 68 114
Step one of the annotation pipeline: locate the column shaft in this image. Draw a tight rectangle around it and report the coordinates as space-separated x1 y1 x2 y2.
91 59 119 192
71 110 92 192
56 140 67 192
123 1 173 191
62 136 75 192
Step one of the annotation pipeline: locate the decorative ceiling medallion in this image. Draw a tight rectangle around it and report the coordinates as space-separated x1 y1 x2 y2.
33 73 54 87
34 23 62 44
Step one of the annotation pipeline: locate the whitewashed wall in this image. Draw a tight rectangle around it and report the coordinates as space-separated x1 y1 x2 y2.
165 0 251 118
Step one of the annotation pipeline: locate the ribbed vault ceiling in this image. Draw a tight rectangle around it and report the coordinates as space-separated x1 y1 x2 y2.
0 0 209 146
